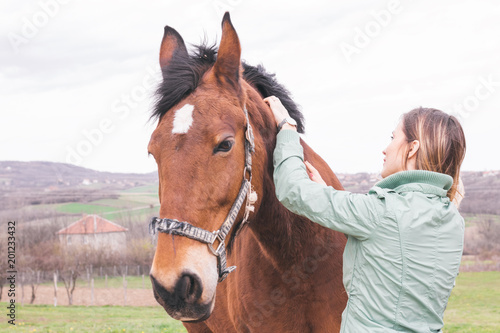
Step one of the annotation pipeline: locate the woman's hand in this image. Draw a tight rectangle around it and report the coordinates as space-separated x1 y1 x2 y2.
263 96 291 127
305 161 327 186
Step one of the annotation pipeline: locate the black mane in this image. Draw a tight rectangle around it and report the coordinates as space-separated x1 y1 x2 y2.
152 44 305 133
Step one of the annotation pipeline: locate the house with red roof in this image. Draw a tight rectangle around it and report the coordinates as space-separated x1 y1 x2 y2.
57 214 128 252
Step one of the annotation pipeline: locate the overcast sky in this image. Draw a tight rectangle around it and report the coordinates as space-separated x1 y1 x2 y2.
1 0 499 174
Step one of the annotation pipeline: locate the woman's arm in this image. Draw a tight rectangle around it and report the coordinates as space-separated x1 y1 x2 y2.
265 94 383 240
274 130 382 239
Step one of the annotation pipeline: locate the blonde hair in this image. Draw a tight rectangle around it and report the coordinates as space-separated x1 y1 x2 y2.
401 108 466 202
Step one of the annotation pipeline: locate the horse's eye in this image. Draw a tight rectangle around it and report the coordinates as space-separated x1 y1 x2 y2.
214 140 234 154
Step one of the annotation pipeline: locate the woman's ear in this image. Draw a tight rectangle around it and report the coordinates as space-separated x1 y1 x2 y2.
408 140 420 159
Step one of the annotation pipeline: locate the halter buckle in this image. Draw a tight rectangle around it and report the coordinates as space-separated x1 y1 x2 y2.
207 230 224 256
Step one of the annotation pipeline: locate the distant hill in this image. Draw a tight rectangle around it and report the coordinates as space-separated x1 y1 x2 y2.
0 161 158 209
0 161 498 215
458 171 500 215
0 161 157 188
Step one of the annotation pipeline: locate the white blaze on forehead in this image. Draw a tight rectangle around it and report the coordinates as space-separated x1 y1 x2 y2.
172 104 195 134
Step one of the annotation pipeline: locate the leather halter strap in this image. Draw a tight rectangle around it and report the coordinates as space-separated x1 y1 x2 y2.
150 106 255 282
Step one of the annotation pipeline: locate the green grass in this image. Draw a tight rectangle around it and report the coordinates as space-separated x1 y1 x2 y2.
117 195 158 205
0 304 186 332
122 185 158 194
18 183 160 221
57 203 117 215
444 271 500 332
5 272 498 332
101 207 159 222
463 213 500 227
56 197 158 218
461 259 495 267
89 199 146 209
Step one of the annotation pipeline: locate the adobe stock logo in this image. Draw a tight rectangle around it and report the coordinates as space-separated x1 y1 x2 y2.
65 65 159 166
7 0 73 53
212 0 243 18
450 74 499 121
339 0 403 63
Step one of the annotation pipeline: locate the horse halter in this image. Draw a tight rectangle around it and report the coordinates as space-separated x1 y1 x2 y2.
149 106 256 282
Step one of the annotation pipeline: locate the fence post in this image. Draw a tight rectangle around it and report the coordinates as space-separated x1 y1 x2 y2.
53 271 58 307
86 266 90 288
105 274 108 288
91 278 94 306
21 272 25 306
123 275 127 306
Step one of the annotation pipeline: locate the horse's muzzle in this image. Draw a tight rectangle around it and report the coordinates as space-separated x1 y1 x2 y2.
150 273 213 322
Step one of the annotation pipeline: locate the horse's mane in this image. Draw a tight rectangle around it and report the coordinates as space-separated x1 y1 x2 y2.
152 44 305 133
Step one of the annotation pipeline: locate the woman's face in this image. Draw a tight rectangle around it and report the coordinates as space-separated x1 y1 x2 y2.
381 121 408 178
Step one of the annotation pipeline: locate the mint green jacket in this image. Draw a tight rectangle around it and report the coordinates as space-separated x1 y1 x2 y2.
273 130 464 333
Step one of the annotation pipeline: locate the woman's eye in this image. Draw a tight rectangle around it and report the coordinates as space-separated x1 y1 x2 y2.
214 140 234 153
390 135 394 140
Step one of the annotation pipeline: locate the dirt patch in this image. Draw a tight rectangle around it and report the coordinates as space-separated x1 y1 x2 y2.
2 286 159 307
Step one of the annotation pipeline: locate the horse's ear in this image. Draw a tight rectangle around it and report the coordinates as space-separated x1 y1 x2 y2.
213 12 241 89
159 26 188 70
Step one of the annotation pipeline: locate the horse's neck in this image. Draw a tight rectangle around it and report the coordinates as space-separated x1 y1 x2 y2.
249 139 345 271
241 87 345 270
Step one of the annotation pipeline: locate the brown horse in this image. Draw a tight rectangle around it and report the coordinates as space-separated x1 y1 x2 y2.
148 13 348 332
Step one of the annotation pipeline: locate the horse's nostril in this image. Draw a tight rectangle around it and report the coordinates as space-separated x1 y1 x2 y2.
176 273 202 303
151 272 212 321
178 275 192 300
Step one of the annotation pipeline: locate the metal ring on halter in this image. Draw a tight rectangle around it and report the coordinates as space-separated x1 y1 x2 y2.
243 166 252 181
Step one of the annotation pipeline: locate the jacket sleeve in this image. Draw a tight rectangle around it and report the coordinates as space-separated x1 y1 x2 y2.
273 130 382 240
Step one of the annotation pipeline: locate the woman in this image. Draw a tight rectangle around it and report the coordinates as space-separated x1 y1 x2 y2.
265 96 466 333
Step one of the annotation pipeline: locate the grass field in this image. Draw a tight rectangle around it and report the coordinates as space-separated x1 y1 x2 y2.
122 185 158 194
57 203 118 215
2 271 498 332
90 199 146 209
443 271 500 332
101 206 159 221
52 185 160 222
463 213 500 227
1 305 186 333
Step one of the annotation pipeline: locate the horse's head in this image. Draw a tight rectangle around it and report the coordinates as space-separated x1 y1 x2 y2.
148 13 271 321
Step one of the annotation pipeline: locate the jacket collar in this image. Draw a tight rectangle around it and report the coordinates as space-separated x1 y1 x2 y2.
375 170 453 197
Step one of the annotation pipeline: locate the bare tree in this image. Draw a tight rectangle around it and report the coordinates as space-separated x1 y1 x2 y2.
59 266 79 305
477 218 500 256
126 238 155 268
28 269 41 304
26 241 61 304
55 244 85 306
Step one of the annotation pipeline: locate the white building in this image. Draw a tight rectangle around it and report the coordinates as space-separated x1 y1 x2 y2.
57 214 128 252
